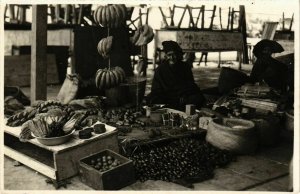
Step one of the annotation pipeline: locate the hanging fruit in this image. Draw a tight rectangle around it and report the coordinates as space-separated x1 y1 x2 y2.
93 4 127 28
95 67 126 90
130 24 155 46
97 36 113 59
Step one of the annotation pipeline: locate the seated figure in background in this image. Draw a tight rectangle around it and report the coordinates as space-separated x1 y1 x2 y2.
147 40 206 111
249 42 288 93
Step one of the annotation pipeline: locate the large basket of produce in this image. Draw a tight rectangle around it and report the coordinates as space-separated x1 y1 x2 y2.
218 67 249 94
206 118 257 154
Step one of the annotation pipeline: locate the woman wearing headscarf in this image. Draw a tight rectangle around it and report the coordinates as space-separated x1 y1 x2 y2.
249 40 288 92
147 40 205 111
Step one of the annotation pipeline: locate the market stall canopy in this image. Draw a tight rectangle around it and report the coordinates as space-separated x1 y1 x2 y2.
253 39 284 57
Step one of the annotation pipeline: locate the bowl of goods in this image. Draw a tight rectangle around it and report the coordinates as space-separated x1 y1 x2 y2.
28 116 76 146
33 130 75 146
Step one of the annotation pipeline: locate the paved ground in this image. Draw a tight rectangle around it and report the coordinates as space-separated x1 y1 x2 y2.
4 61 294 191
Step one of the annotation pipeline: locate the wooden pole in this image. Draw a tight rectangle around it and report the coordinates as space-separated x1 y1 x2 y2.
159 7 168 27
239 5 249 64
219 7 222 29
289 13 294 31
227 7 231 30
282 12 285 30
230 8 234 31
201 5 205 29
31 5 48 102
209 5 216 29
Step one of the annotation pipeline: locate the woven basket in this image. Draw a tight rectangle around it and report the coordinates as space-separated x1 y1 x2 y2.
206 118 258 154
285 110 294 131
218 67 249 94
252 117 280 146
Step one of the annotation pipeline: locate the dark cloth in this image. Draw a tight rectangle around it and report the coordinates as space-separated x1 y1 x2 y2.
148 60 205 111
249 56 288 92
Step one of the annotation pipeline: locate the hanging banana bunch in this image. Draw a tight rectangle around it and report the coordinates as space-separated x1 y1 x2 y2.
130 24 155 46
97 36 113 59
95 67 126 90
93 4 127 28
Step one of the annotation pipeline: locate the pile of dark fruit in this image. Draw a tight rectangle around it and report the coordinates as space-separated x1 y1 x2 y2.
87 155 122 172
128 138 235 182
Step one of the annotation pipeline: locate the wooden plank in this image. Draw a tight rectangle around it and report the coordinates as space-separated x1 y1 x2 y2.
4 55 59 86
4 146 57 179
31 5 48 102
54 133 119 181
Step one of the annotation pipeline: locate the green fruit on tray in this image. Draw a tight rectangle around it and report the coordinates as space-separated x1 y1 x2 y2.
89 154 121 171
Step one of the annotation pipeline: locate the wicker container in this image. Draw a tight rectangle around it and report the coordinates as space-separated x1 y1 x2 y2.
252 117 280 146
206 118 258 154
285 110 294 131
218 67 249 94
79 149 135 190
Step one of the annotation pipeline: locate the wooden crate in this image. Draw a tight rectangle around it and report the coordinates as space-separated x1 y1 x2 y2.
78 149 135 190
4 123 119 181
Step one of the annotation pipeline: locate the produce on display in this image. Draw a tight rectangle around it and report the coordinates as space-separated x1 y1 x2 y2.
94 123 106 134
86 154 122 172
95 67 126 90
6 107 37 127
130 24 155 46
93 4 127 28
128 137 234 182
97 36 113 59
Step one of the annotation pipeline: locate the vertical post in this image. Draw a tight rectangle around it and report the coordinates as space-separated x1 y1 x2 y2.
289 13 294 31
218 52 221 68
209 5 216 29
55 4 60 23
219 7 222 29
201 5 205 29
31 5 48 103
239 5 249 64
230 8 234 30
282 12 285 30
227 7 231 30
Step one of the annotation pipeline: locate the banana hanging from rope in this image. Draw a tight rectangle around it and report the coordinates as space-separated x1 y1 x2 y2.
131 24 155 46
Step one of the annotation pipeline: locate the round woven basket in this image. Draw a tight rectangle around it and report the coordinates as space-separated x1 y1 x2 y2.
218 67 249 94
206 118 258 154
285 110 294 131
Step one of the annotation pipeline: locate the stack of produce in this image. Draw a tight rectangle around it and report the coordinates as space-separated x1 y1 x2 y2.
235 84 272 98
240 98 279 113
128 137 234 182
95 67 126 90
93 4 127 28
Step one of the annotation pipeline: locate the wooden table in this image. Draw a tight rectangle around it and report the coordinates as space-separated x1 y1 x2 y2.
4 123 119 182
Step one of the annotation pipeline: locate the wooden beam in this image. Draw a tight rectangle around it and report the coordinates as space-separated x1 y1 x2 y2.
31 5 48 103
239 5 249 64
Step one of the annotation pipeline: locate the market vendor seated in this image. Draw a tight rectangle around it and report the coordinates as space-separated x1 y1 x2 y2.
249 40 288 93
147 40 205 111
